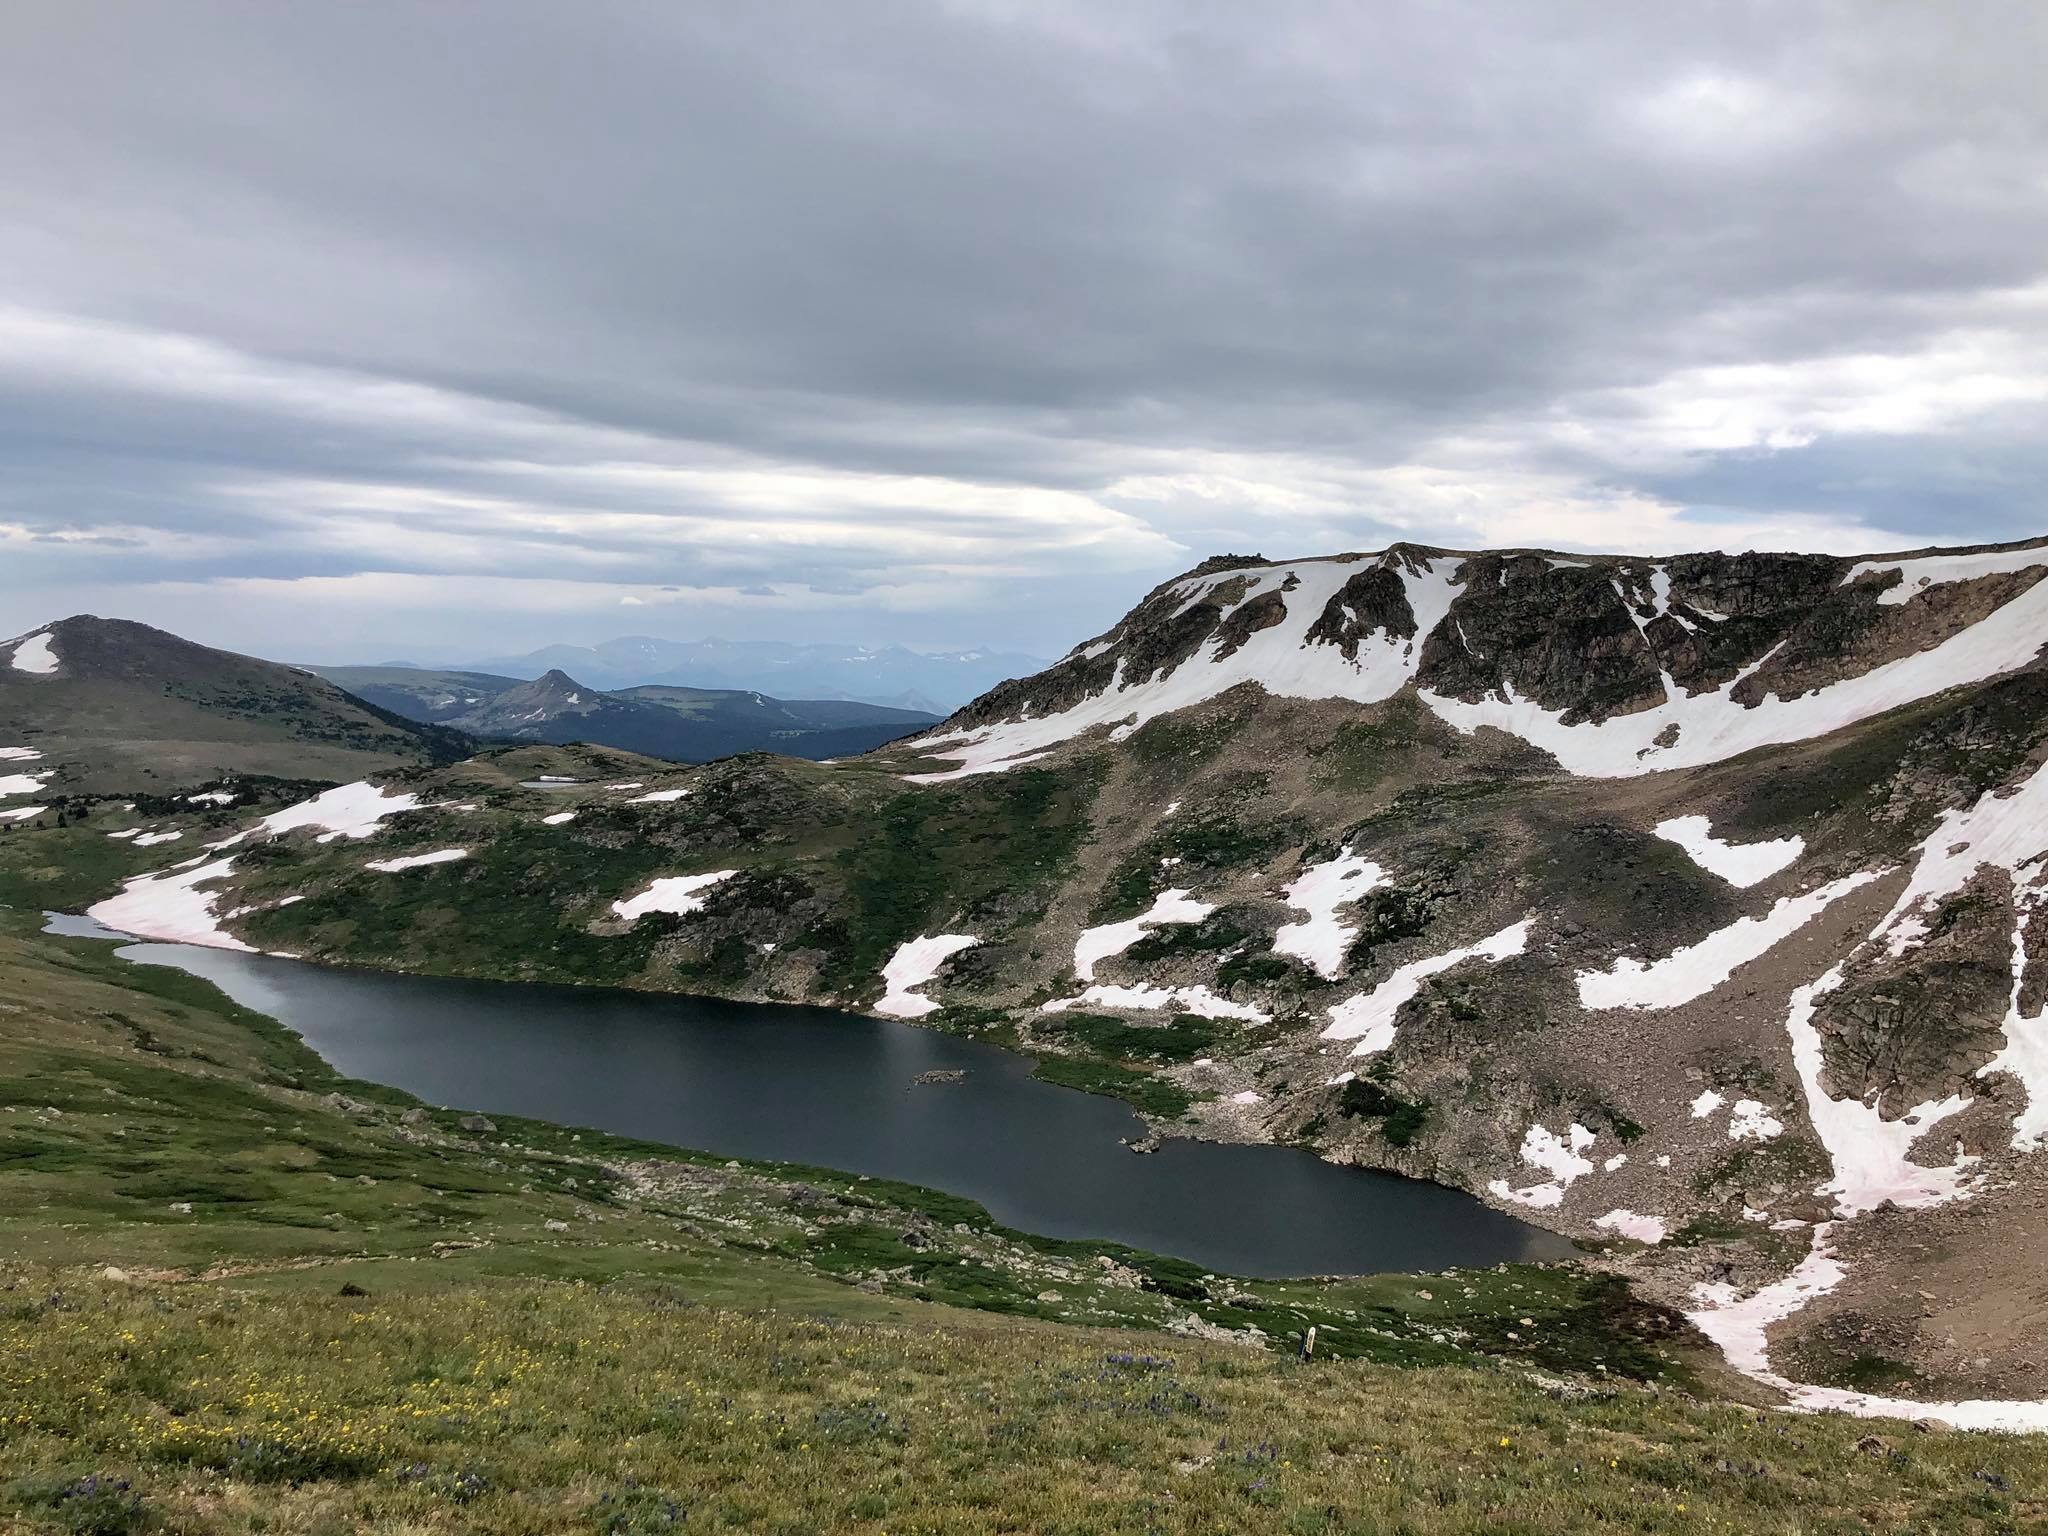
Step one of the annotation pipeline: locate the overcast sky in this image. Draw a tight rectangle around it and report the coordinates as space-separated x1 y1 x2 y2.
3 3 2045 662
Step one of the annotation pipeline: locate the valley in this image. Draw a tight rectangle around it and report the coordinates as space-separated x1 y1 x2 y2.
307 664 939 763
5 814 2044 1534
8 533 2048 1526
10 10 2042 1526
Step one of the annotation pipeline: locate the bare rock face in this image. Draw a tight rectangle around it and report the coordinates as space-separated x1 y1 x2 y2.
1815 872 2018 1108
1415 557 1673 723
1304 565 1417 660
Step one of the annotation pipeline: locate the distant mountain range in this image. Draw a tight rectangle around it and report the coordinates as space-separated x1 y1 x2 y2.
307 665 937 763
447 637 1047 714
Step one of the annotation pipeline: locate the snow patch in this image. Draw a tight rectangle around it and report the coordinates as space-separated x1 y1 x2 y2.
9 631 57 674
1728 1099 1785 1142
1073 888 1215 981
86 858 253 950
365 848 468 873
0 773 48 797
1576 873 1880 1011
0 805 44 823
214 782 424 849
541 811 577 826
611 871 737 922
1978 893 2048 1150
1688 1224 2048 1431
1322 919 1531 1057
1594 1209 1667 1244
1871 756 2048 957
1042 983 1270 1022
1272 853 1387 979
1785 968 1977 1217
1691 1089 1726 1118
627 788 690 804
132 831 183 847
1654 816 1803 887
1488 1121 1597 1209
0 746 42 761
874 933 980 1019
1229 1089 1264 1106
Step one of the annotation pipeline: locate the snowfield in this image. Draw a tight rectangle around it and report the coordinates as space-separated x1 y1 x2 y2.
1677 761 2048 1425
874 933 980 1018
1842 544 2048 605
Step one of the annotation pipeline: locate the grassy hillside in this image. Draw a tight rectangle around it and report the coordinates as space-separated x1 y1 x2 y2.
5 821 2047 1530
7 911 2047 1534
3 618 471 793
14 1274 2047 1536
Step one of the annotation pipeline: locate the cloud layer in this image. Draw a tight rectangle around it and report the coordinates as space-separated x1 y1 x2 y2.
3 3 2045 659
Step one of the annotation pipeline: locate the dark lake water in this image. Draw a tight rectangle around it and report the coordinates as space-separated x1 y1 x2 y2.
48 913 1570 1279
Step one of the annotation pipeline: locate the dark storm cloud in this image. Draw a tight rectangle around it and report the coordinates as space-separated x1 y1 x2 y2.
1 2 2044 659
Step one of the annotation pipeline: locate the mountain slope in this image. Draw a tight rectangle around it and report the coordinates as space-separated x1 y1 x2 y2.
909 539 2048 779
1 617 471 792
310 664 937 761
298 665 526 723
469 635 1047 712
78 534 2048 1426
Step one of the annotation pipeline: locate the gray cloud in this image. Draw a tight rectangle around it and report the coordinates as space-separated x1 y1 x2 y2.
1 2 2044 662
